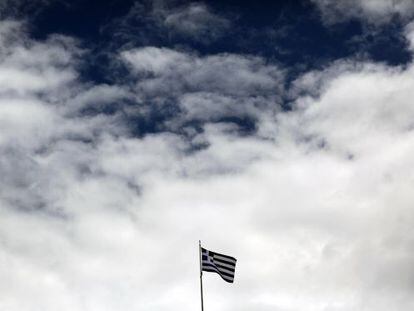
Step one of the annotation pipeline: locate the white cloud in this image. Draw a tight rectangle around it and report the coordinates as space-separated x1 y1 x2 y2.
121 47 189 75
312 0 414 24
0 21 79 96
2 18 414 311
121 47 283 130
121 47 283 97
101 1 231 46
163 3 231 42
404 20 414 50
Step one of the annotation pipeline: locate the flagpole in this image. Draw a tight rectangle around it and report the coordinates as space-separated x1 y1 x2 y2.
199 240 204 311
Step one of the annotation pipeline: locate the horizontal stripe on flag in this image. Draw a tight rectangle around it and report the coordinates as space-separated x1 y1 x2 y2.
202 267 234 282
212 253 237 263
202 259 236 271
213 257 236 267
213 262 235 272
202 260 235 274
202 263 235 278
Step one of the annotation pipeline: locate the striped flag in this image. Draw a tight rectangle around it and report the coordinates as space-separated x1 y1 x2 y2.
201 247 237 283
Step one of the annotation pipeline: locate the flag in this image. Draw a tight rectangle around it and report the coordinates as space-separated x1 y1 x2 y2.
201 247 237 283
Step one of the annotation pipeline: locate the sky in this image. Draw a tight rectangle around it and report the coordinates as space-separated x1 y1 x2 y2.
1 0 414 310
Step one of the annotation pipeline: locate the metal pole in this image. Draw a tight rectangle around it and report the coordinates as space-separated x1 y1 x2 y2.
199 240 204 311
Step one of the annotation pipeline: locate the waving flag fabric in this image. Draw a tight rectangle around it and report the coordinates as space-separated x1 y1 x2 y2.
201 247 237 283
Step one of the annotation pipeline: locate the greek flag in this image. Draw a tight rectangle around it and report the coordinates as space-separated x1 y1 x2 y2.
201 247 237 283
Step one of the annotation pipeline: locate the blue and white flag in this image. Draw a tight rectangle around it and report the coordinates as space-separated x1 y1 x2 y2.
201 247 237 283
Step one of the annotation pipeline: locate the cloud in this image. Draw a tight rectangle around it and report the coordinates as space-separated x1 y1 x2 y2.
2 16 414 311
0 21 78 95
120 47 284 133
101 0 231 48
404 20 414 49
163 2 231 43
0 0 64 19
312 0 414 24
121 47 283 96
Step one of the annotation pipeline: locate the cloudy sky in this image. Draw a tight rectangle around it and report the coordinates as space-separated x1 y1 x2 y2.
1 0 414 310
